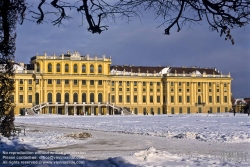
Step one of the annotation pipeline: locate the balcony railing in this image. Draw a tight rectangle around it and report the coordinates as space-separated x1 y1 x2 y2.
195 102 206 106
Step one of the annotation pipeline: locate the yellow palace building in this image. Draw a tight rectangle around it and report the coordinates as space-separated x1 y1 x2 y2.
11 51 232 115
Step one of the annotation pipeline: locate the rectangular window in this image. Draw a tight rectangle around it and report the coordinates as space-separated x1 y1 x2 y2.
209 96 212 103
150 89 153 92
48 79 52 84
225 107 228 112
28 95 32 103
187 96 190 103
112 88 115 91
65 80 69 84
143 96 146 103
119 88 122 91
126 95 130 103
179 82 182 86
150 82 153 86
134 108 138 115
187 82 190 86
74 80 78 85
119 95 122 103
119 81 122 86
143 82 146 86
134 95 137 103
19 87 23 90
171 96 174 103
157 82 160 86
171 82 174 86
82 80 86 85
157 89 160 92
112 81 115 86
217 96 220 103
158 107 161 114
28 79 32 84
171 107 174 114
143 88 146 92
90 80 94 85
210 107 213 113
20 79 23 84
217 107 220 113
187 107 190 114
134 88 137 91
224 83 227 87
29 87 32 91
127 88 130 91
36 79 39 84
224 96 228 103
209 89 212 92
157 96 160 103
179 96 182 103
134 81 137 86
179 107 182 114
199 107 202 113
126 81 130 86
57 79 61 84
150 96 153 103
217 89 219 92
198 82 201 87
98 80 102 85
19 95 23 103
111 95 115 103
209 82 212 87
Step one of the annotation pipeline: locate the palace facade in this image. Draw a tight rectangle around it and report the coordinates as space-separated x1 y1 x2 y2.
11 51 232 115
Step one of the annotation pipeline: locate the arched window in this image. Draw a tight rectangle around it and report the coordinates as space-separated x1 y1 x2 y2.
37 63 40 72
65 93 69 102
56 63 60 72
90 93 94 102
65 64 69 72
56 93 61 103
98 65 102 73
74 64 78 73
47 93 52 103
82 93 86 102
82 64 86 73
90 64 94 73
73 93 78 103
35 93 39 105
98 93 102 103
48 63 52 72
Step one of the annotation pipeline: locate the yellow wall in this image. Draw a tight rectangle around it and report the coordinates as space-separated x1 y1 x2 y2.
13 54 232 115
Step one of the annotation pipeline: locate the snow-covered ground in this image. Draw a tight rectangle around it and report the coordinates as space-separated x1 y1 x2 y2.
1 113 250 166
16 113 250 143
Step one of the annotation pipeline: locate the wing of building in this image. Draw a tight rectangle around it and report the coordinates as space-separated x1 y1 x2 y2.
11 51 232 115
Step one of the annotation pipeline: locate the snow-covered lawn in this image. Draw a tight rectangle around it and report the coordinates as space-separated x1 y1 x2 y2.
1 113 249 166
16 113 250 143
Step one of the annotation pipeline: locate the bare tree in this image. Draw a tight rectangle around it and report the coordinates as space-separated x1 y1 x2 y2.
27 0 250 44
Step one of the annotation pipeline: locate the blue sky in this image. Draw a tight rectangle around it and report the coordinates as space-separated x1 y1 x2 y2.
15 2 250 98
